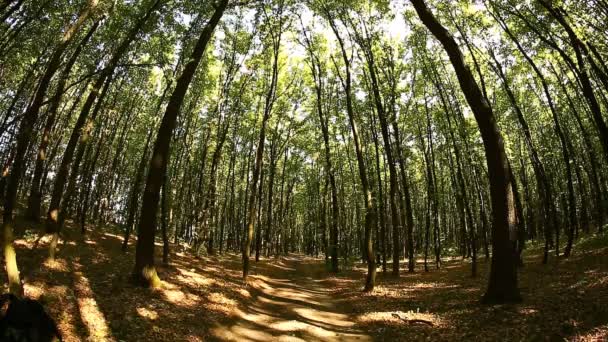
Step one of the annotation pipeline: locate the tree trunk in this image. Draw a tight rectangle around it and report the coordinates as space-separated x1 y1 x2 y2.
46 0 162 233
411 0 521 303
26 18 101 222
243 5 283 281
359 35 402 277
133 1 227 287
537 0 608 163
161 174 170 265
302 30 340 272
370 114 386 273
1 0 96 296
326 11 376 291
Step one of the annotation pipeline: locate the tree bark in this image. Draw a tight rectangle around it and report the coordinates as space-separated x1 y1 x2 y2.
2 0 96 296
46 0 162 233
242 4 284 281
302 29 340 272
326 10 376 291
358 32 403 276
410 0 520 303
26 18 101 222
133 0 227 287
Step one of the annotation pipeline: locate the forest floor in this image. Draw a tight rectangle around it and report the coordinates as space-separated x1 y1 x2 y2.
3 220 608 341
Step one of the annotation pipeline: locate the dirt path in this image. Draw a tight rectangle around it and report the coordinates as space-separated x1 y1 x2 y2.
210 256 371 342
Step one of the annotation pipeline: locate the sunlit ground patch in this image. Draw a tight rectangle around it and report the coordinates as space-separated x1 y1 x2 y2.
175 267 216 287
293 307 355 328
357 310 442 327
237 288 251 298
136 307 159 320
43 258 69 272
518 307 539 315
73 268 113 341
573 324 608 341
209 292 238 306
160 281 201 307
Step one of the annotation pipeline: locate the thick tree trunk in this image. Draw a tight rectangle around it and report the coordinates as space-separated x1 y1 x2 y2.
161 174 170 265
411 0 520 303
133 1 227 287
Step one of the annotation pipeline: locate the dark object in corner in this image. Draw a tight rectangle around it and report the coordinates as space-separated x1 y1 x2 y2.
0 293 61 342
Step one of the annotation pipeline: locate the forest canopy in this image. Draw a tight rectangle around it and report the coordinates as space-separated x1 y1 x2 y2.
1 0 608 338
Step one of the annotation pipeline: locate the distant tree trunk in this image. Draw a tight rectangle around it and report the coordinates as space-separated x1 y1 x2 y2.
417 99 433 273
390 71 416 273
537 0 608 163
221 138 237 255
198 86 243 254
411 0 521 303
47 75 114 260
274 147 288 257
133 0 227 287
254 165 265 262
0 52 44 148
302 29 340 272
0 0 24 24
426 102 441 271
79 123 105 235
264 139 277 258
370 114 386 273
553 67 605 230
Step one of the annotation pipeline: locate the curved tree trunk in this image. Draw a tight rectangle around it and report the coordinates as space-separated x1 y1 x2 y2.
46 0 163 233
411 0 521 304
2 0 96 296
133 0 227 287
26 18 101 222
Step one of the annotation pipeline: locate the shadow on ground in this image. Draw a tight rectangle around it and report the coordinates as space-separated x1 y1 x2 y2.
5 219 371 341
3 218 608 341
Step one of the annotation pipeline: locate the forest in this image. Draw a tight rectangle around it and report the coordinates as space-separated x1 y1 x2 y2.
0 0 607 340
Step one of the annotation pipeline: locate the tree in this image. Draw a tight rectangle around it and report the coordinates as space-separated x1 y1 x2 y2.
410 0 521 303
132 0 228 287
2 0 98 296
243 0 286 282
324 4 376 291
301 24 340 272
